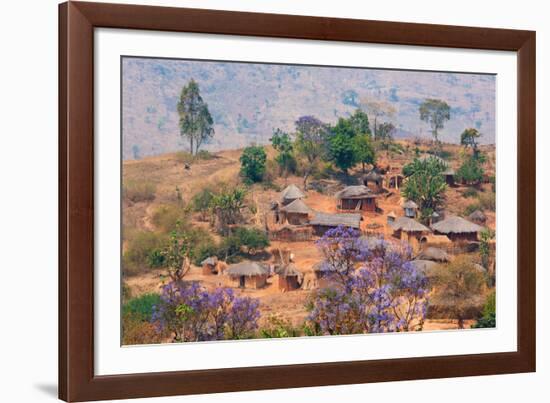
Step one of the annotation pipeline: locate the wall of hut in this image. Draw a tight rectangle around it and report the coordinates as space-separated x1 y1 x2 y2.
231 274 267 289
284 212 310 225
269 226 313 242
278 275 301 292
340 197 376 212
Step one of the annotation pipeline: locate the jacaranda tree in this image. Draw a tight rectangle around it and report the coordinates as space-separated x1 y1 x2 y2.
308 226 429 335
152 281 260 342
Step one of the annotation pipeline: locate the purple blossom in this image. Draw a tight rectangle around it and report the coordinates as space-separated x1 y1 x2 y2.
152 281 261 342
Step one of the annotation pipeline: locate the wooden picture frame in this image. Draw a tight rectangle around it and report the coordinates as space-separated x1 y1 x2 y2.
59 1 536 401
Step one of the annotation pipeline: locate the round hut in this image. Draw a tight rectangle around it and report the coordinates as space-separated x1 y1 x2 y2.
201 256 219 275
431 216 483 242
280 198 312 225
276 264 304 292
363 171 384 192
390 216 431 251
401 199 418 218
280 184 305 206
226 261 269 289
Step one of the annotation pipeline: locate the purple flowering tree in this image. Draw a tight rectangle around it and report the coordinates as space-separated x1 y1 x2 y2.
152 281 261 342
308 226 429 335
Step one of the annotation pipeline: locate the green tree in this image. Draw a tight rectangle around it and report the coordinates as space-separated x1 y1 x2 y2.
348 109 371 137
353 134 376 173
479 228 494 270
456 154 484 185
402 157 447 219
327 118 357 172
419 99 451 144
271 129 296 178
472 291 496 329
162 222 193 281
191 188 214 221
239 146 267 183
460 128 482 151
177 79 214 155
210 187 247 235
376 121 396 157
294 116 329 189
431 256 486 329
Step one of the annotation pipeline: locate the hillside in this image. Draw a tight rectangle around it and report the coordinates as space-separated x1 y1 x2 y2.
122 57 496 160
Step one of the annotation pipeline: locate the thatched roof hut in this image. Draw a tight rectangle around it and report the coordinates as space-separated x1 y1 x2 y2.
276 264 304 291
336 185 378 212
363 171 384 191
280 198 312 214
468 209 487 224
402 200 418 209
431 216 483 242
226 261 269 289
201 256 219 275
415 247 451 262
280 184 305 205
401 199 418 218
390 217 430 233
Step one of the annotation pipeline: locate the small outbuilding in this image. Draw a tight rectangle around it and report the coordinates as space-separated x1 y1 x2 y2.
468 209 487 224
280 184 305 206
201 256 219 275
336 185 378 212
402 199 419 218
226 261 269 289
276 264 304 292
310 212 362 236
387 173 405 190
386 211 397 224
442 167 456 186
280 198 312 225
363 171 384 192
431 216 483 242
390 216 431 251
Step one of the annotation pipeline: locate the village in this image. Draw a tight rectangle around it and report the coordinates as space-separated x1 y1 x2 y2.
122 139 496 342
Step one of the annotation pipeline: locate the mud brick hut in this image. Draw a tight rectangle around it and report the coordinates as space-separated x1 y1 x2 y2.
280 198 312 225
363 171 384 192
336 185 378 212
387 173 405 190
442 166 456 186
280 184 305 206
276 264 304 292
402 199 419 218
201 256 219 275
431 216 483 242
226 261 269 289
310 212 362 236
390 216 431 251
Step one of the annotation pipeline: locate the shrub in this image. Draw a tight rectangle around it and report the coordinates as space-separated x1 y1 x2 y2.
152 204 188 233
174 151 194 165
123 180 156 203
463 187 478 198
240 146 267 183
464 203 481 216
472 291 496 329
195 150 214 160
191 189 214 220
123 231 167 275
477 191 496 211
123 293 162 322
260 314 301 338
122 313 164 345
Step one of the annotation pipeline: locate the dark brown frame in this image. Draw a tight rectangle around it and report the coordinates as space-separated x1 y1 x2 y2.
59 1 536 401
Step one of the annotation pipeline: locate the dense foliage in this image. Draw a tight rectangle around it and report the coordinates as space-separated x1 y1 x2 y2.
271 129 297 177
472 291 496 329
240 146 267 183
307 227 429 334
152 281 261 341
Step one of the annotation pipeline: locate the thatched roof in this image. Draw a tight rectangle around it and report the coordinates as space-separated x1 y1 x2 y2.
415 247 451 262
335 185 376 199
421 234 452 244
310 212 362 229
390 217 430 233
364 171 383 182
402 199 418 209
468 209 487 223
387 211 397 219
201 256 218 266
226 261 268 277
410 259 441 277
431 216 483 234
442 167 455 176
280 198 312 214
281 184 305 201
276 264 304 280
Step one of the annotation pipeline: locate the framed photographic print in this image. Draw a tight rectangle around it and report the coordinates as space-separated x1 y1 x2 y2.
59 1 536 401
